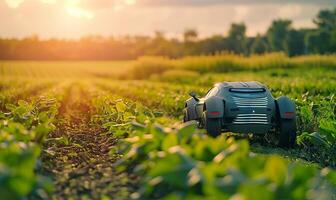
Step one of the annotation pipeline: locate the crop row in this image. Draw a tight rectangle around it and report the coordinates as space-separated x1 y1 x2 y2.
94 80 208 118
1 78 335 199
90 91 336 199
0 78 59 111
94 79 336 167
150 68 336 97
0 84 67 199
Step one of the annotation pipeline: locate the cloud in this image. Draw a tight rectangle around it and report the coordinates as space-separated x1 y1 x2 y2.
5 0 24 8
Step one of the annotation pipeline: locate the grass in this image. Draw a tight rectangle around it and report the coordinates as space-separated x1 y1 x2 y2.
127 53 336 79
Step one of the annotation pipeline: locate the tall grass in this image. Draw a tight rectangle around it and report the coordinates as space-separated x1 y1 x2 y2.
128 53 336 79
128 56 174 79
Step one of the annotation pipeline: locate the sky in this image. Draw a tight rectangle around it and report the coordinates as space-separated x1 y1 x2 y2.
0 0 335 39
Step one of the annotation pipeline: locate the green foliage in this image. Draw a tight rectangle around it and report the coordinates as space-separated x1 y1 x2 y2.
250 34 269 54
1 53 336 199
151 70 200 84
287 29 306 56
314 8 336 31
129 57 174 79
227 23 247 54
115 121 336 199
305 30 333 54
267 19 292 52
304 8 336 54
0 95 60 199
90 91 336 199
92 95 156 137
96 66 336 170
124 53 336 79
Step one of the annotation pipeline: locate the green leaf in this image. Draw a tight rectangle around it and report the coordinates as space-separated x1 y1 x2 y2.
265 156 287 185
116 101 127 113
319 120 336 143
5 103 16 111
307 132 330 148
148 152 195 189
34 123 51 143
238 183 274 200
177 121 197 143
131 121 146 131
18 100 28 107
162 133 178 151
38 112 49 123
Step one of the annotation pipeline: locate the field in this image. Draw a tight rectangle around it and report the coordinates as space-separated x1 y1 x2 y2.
0 54 336 200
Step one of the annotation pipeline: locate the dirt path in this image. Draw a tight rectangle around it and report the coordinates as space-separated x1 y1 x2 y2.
41 83 136 200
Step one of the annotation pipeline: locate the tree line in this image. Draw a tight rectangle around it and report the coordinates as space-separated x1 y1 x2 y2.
0 8 335 60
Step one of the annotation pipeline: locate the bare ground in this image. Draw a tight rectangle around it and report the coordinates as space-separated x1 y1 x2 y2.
41 83 137 200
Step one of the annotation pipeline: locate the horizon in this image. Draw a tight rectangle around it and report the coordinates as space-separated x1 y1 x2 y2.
1 0 335 39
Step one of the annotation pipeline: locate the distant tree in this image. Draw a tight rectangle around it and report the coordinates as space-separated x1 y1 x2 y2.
267 19 292 53
184 29 198 43
287 29 306 56
250 34 269 54
147 31 173 56
313 8 336 31
331 30 336 52
227 23 247 54
200 35 228 54
154 31 165 41
305 30 332 54
183 29 199 55
306 8 336 53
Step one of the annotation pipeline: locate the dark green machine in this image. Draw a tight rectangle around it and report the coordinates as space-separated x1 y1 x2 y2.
184 82 297 147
